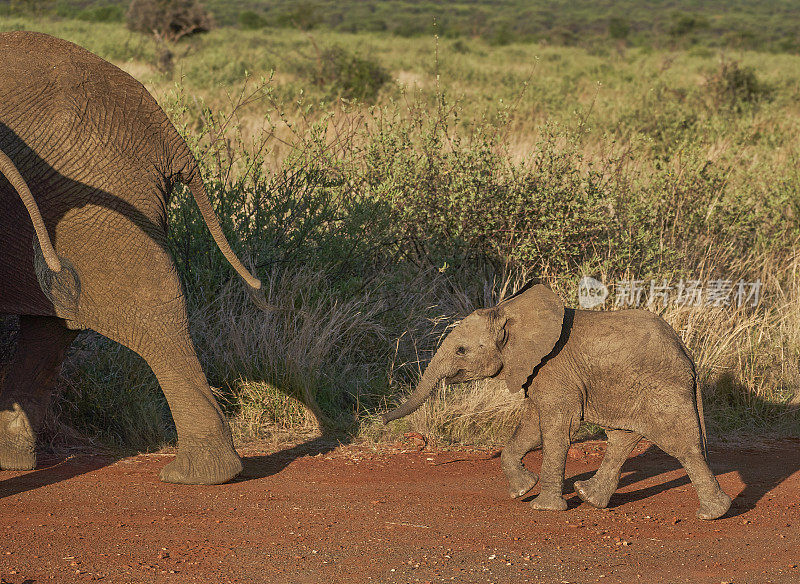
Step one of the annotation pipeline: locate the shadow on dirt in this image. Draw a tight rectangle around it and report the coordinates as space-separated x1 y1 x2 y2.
561 438 800 518
235 433 353 482
0 455 112 500
548 376 800 518
0 433 352 497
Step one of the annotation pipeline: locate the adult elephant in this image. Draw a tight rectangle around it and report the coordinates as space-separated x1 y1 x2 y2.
0 31 261 485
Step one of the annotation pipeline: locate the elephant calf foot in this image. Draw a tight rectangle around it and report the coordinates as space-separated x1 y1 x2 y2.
0 404 36 471
530 492 568 511
160 441 243 485
505 468 539 499
574 477 615 509
696 490 732 521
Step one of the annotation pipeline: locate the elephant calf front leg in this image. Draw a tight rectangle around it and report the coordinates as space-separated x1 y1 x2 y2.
530 414 575 512
501 402 541 498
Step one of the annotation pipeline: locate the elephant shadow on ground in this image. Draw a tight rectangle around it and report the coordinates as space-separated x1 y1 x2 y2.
0 454 113 500
0 433 354 498
559 432 800 518
234 432 354 482
549 379 800 517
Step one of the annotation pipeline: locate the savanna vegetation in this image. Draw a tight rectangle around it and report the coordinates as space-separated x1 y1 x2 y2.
6 0 800 52
1 2 800 455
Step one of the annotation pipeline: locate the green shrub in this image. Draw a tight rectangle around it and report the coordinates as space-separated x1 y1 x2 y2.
608 16 630 40
238 10 266 30
706 60 773 113
488 23 513 47
365 120 613 274
309 45 391 102
77 4 123 23
668 12 709 38
275 0 321 31
126 0 213 42
7 0 54 16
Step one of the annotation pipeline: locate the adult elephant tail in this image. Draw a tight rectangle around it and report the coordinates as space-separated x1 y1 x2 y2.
0 149 62 273
180 170 262 291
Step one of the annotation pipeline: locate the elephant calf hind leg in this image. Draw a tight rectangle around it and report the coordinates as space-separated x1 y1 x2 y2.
678 450 731 520
0 317 77 470
649 400 731 520
501 402 541 499
575 429 641 509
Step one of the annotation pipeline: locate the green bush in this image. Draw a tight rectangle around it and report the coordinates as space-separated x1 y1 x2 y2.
78 4 123 22
706 60 773 113
275 0 321 31
309 45 391 102
238 9 267 30
608 16 630 40
7 0 54 16
126 0 213 42
668 12 709 38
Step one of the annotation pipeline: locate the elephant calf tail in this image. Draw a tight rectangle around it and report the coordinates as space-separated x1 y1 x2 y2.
183 172 262 291
695 371 709 460
0 149 62 272
673 331 708 459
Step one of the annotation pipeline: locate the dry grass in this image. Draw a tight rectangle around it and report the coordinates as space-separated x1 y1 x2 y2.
192 266 388 440
2 18 799 451
365 250 800 448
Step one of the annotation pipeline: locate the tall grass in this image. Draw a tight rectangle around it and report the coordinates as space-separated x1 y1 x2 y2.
1 17 799 452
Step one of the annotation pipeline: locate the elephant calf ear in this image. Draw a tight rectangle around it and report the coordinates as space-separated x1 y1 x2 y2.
499 284 565 393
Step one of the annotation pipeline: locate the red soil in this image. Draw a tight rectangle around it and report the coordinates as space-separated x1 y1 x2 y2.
2 438 799 583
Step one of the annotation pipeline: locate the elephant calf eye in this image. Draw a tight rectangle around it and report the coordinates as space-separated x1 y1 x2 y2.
455 346 467 355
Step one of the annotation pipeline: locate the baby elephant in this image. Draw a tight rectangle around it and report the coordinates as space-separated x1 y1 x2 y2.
383 284 731 520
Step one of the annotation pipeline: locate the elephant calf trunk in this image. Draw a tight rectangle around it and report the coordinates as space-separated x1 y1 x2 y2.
383 362 445 424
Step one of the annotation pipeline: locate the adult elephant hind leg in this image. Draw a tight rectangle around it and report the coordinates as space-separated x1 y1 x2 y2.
501 401 541 499
574 429 641 509
132 315 241 485
84 258 242 486
0 316 77 470
119 315 243 484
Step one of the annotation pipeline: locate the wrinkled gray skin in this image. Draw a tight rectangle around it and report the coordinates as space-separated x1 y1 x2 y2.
0 31 262 485
384 284 732 520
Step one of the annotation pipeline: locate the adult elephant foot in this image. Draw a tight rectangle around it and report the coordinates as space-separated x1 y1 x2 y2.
574 477 614 509
0 404 36 471
529 492 568 511
506 468 539 499
696 491 732 521
159 440 243 485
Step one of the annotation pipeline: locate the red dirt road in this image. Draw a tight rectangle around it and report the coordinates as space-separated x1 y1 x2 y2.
1 438 799 584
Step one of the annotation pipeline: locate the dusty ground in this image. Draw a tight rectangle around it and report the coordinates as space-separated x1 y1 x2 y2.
1 437 799 584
